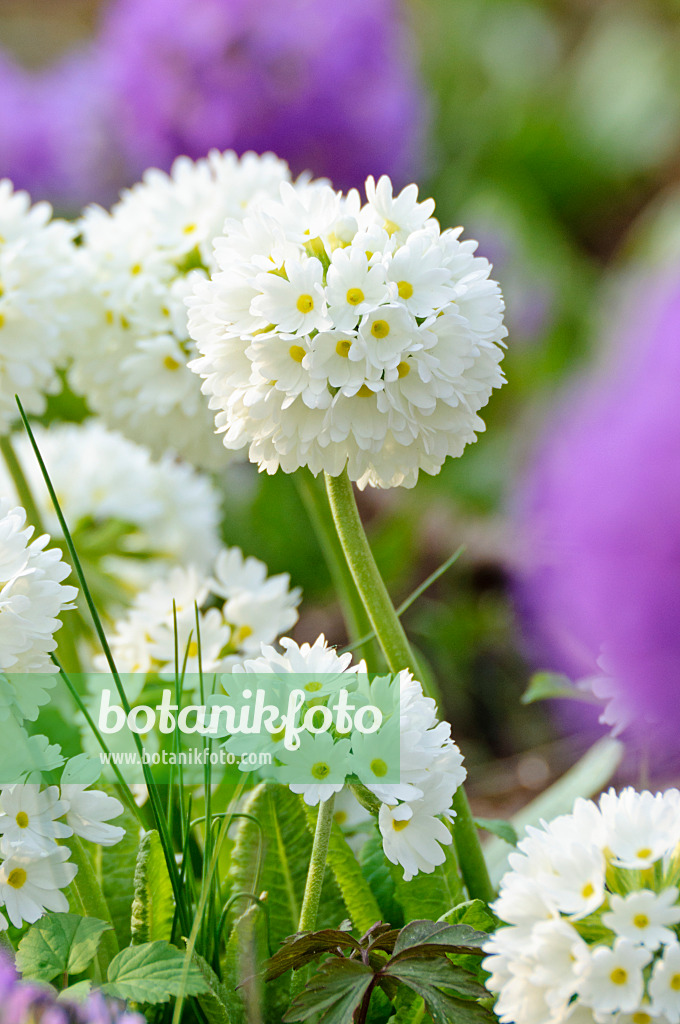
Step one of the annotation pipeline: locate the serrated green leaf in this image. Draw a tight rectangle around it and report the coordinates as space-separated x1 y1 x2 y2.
265 929 362 981
100 801 140 947
473 818 517 846
388 988 430 1024
391 921 487 958
57 981 93 1003
383 976 494 1024
521 672 591 705
17 913 111 983
285 958 373 1024
383 958 487 1000
391 825 465 924
130 830 175 944
103 941 207 1003
192 951 234 1024
303 802 382 934
437 899 499 932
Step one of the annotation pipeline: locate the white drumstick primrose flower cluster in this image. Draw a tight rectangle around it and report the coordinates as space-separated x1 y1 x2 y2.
228 635 466 880
69 151 292 467
483 788 680 1024
0 182 78 432
0 781 124 929
188 174 507 488
0 420 222 597
102 547 301 682
0 500 77 674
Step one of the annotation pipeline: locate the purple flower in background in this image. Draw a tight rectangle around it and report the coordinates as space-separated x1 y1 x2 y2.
514 268 680 746
0 954 143 1024
0 0 425 209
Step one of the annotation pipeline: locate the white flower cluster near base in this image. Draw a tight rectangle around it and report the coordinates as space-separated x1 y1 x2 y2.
0 420 222 593
230 636 466 881
0 782 124 929
68 151 291 467
0 181 78 432
0 500 77 673
483 788 680 1024
102 547 301 680
188 173 507 488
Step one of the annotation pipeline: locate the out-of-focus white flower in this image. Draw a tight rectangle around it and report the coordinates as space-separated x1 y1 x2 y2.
0 181 78 432
68 150 291 467
484 787 680 1024
0 420 221 597
103 549 301 681
0 785 70 854
60 783 125 846
0 845 77 927
188 174 507 488
0 500 77 674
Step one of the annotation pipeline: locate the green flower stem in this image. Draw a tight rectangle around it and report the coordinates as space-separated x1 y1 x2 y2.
0 432 46 534
324 468 495 904
65 835 119 979
295 470 376 666
298 794 335 933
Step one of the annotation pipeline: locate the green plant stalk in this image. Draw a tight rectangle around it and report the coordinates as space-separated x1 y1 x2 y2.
324 469 495 904
65 835 119 978
0 432 46 534
295 470 376 666
291 794 336 1001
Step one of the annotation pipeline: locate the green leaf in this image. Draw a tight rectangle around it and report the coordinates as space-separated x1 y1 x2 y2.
360 832 403 929
383 958 487 1000
303 802 382 934
192 951 235 1024
521 672 592 705
285 958 373 1024
388 988 430 1024
391 826 465 924
437 900 499 933
61 753 101 787
222 902 269 1024
103 941 207 1003
384 974 494 1024
101 800 140 947
17 913 112 983
391 921 487 959
228 784 344 951
57 981 93 1003
473 818 517 846
265 929 362 981
131 830 175 944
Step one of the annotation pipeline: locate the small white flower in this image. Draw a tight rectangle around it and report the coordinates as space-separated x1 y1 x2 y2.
650 941 680 1022
362 176 436 242
600 788 679 869
252 258 329 335
354 304 418 371
0 785 70 854
603 889 680 950
379 797 453 882
576 939 651 1014
60 784 125 846
277 731 351 806
0 845 77 927
326 247 391 330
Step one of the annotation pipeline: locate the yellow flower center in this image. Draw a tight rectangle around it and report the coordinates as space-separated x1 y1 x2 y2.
336 340 352 358
311 762 330 780
633 914 650 929
671 974 680 992
304 681 323 692
334 811 348 825
370 758 388 778
610 968 628 986
370 319 390 339
0 313 4 329
637 847 652 859
289 345 306 363
131 263 142 276
7 868 27 889
397 361 410 378
633 1014 651 1024
346 288 364 306
296 294 314 314
163 355 181 371
581 883 594 899
357 384 374 398
397 281 414 299
392 818 410 832
183 223 197 235
15 812 29 829
384 219 399 236
105 310 115 326
232 625 253 646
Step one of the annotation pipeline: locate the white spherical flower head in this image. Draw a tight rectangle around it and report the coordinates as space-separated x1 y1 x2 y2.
484 787 680 1024
0 181 78 432
68 150 291 467
0 421 222 602
188 174 507 488
0 501 77 673
103 548 301 681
